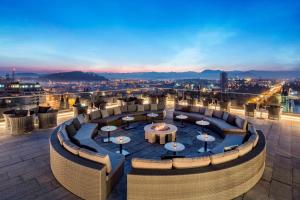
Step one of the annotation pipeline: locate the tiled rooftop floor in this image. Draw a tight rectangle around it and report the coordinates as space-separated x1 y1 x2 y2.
0 111 300 200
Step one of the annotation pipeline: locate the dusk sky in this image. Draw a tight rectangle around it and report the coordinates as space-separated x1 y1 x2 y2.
0 0 300 73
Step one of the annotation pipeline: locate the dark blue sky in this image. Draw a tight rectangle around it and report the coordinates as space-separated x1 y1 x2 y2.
0 0 299 72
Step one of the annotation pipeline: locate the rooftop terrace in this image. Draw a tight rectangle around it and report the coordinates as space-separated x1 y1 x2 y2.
0 107 299 200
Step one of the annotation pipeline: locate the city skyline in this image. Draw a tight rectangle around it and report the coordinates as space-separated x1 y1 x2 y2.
0 0 300 73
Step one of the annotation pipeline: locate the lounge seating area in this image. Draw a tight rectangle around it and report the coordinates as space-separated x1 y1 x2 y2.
49 101 266 200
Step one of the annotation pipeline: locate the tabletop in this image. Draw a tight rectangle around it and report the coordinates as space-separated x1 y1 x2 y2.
164 142 185 152
111 136 131 145
176 115 188 120
122 116 135 121
101 125 117 132
147 113 159 117
197 134 215 142
196 120 210 126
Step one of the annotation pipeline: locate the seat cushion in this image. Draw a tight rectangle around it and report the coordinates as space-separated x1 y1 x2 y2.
101 109 109 118
79 148 112 173
210 149 239 165
90 110 101 120
57 131 65 145
132 158 172 169
144 104 150 111
113 107 122 115
248 133 259 147
137 104 145 112
150 104 158 111
128 105 137 112
173 156 210 169
237 141 253 156
175 104 183 111
121 105 128 113
63 140 80 155
211 134 244 154
74 123 98 141
190 106 200 113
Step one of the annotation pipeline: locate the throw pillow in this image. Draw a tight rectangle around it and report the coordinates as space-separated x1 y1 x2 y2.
212 110 223 119
72 118 81 130
137 104 145 112
204 109 213 117
190 106 200 113
226 114 236 126
222 112 229 121
150 104 158 111
65 123 77 138
101 109 109 118
235 117 245 129
175 104 183 111
199 107 206 114
77 114 86 124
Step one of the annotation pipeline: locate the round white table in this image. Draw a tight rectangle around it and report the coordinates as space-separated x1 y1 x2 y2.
176 115 188 127
147 113 158 123
101 125 117 143
111 136 131 156
196 120 210 134
164 142 185 155
197 134 215 153
122 116 135 130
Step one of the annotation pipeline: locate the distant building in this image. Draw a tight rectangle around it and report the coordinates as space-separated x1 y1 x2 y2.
220 72 228 92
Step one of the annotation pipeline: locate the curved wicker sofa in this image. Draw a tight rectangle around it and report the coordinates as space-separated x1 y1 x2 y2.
127 105 266 200
50 103 166 200
128 130 265 200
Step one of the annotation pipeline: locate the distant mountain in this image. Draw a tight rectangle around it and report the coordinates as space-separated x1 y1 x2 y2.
16 72 40 78
40 71 108 82
99 70 300 80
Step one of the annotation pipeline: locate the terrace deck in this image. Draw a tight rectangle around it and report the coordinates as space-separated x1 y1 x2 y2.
0 110 300 200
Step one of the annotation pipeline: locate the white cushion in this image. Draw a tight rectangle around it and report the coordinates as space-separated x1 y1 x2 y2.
57 131 65 145
137 104 144 112
237 141 253 156
150 104 158 111
173 156 210 169
90 110 101 120
210 149 239 165
128 105 137 112
132 158 172 169
79 148 112 173
63 140 80 155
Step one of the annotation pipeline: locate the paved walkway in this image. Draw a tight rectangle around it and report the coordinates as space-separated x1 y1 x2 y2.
0 112 299 200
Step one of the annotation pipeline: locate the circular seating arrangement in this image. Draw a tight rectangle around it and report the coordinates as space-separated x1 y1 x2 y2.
49 103 266 200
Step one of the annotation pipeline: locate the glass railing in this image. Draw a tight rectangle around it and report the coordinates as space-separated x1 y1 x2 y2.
0 87 299 119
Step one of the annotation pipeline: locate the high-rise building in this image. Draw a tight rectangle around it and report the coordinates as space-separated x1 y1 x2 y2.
220 71 228 92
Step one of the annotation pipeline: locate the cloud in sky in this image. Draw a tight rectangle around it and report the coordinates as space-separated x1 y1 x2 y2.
0 0 300 72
